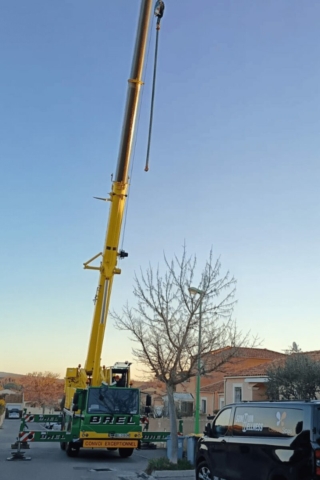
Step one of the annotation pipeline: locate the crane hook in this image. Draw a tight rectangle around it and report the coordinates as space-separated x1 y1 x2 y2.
154 1 165 22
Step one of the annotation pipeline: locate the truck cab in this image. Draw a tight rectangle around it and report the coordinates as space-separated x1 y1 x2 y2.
61 363 142 457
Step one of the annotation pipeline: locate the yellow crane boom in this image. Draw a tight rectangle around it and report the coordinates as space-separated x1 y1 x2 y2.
84 0 153 386
64 1 155 400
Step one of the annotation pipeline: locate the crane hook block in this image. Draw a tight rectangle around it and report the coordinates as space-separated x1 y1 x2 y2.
119 250 129 259
154 1 165 19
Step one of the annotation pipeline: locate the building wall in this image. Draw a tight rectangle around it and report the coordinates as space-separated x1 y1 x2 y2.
176 350 283 411
148 415 208 436
225 379 269 405
252 384 268 401
225 378 252 404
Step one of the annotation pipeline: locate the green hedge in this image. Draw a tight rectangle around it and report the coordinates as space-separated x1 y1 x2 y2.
145 457 193 475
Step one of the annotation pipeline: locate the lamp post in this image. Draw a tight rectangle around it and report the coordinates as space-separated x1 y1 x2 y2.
189 286 205 434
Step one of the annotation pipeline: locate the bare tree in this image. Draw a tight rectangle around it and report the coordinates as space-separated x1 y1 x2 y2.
112 247 255 463
266 354 320 400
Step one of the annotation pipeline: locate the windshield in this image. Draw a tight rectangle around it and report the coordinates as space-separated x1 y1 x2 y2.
87 388 139 415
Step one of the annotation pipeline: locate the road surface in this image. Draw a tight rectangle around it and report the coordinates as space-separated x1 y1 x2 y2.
0 418 167 479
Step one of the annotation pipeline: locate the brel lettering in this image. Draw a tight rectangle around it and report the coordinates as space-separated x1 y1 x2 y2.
90 416 101 424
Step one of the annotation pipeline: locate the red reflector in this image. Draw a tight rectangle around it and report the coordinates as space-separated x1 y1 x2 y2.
316 466 320 476
315 450 320 459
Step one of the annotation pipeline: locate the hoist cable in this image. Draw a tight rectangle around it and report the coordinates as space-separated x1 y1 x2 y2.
144 1 165 172
120 13 155 251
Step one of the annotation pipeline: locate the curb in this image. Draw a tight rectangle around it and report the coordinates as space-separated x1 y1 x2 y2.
153 471 195 478
115 471 195 480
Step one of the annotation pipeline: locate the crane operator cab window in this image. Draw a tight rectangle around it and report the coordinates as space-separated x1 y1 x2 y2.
112 374 125 387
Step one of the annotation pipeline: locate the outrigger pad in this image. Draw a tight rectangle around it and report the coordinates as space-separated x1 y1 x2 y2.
7 451 31 461
7 440 32 460
11 441 30 449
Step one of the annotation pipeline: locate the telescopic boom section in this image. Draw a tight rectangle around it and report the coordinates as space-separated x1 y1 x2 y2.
84 0 153 386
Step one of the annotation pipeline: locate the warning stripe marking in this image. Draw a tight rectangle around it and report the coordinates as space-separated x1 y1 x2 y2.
24 415 34 422
19 432 35 442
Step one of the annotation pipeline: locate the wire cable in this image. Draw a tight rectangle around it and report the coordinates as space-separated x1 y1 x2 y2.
144 1 165 172
120 10 156 251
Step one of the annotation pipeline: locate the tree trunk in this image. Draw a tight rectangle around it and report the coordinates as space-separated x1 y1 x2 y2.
0 411 5 428
167 383 178 464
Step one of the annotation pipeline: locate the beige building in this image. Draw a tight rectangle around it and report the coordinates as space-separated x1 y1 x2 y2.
176 347 285 415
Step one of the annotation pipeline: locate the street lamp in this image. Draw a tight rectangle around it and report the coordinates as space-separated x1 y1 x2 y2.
188 286 205 434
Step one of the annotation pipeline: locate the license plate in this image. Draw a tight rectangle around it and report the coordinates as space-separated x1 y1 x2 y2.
83 439 138 449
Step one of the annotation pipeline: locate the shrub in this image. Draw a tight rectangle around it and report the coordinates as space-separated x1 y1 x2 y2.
145 456 193 475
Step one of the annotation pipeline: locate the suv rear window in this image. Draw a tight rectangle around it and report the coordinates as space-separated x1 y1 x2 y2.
233 406 303 437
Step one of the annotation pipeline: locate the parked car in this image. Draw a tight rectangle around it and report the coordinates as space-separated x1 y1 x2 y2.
195 400 320 480
7 408 20 419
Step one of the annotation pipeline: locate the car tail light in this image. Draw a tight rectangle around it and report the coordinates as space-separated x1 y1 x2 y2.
315 449 320 476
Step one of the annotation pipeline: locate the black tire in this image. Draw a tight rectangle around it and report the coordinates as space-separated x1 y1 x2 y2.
66 442 80 457
196 460 213 480
118 448 134 458
60 442 66 451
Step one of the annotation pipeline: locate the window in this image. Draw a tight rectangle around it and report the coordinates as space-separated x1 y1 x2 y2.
181 401 193 416
234 385 242 402
213 408 232 436
87 387 139 415
232 406 303 437
201 398 207 414
219 397 225 410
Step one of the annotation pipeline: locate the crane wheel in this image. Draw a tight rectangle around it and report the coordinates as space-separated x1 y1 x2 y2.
66 442 80 457
119 448 134 458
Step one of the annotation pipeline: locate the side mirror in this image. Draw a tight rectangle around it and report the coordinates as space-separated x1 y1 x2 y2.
73 392 80 404
72 392 80 412
204 422 212 437
212 425 228 436
146 394 152 407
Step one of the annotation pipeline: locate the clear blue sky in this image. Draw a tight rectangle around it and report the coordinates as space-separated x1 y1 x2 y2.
1 0 319 378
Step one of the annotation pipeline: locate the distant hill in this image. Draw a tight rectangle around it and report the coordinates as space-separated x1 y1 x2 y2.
0 372 23 378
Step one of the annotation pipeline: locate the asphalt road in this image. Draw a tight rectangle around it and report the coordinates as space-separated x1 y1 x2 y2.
0 419 168 480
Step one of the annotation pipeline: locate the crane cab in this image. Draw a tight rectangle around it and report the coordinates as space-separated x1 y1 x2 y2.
102 362 132 387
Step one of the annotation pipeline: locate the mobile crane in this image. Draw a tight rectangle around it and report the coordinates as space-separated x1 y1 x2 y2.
15 0 166 460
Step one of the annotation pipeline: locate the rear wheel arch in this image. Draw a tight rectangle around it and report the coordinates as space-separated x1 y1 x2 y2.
196 454 207 466
196 459 213 480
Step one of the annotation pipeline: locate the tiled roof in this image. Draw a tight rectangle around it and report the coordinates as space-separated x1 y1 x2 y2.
225 355 287 377
224 352 320 377
200 381 224 394
224 362 277 377
208 347 284 360
304 351 320 361
132 380 163 389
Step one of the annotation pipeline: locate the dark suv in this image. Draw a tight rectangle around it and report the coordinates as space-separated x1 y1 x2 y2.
195 401 320 480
